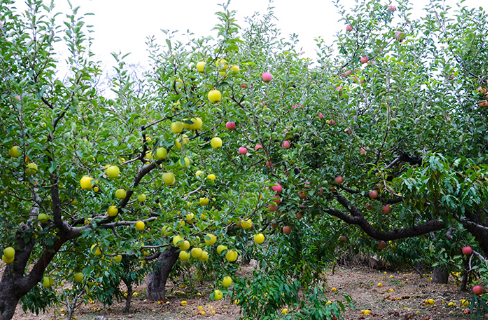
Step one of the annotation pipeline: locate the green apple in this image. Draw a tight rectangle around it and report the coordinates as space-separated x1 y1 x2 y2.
26 163 38 175
38 213 49 223
3 247 15 259
137 194 146 202
200 198 209 206
135 221 145 231
2 255 14 264
155 147 167 160
199 251 209 262
179 240 190 251
179 157 190 168
217 245 227 254
9 146 21 158
114 255 122 263
163 172 175 185
204 234 217 245
171 121 184 134
225 250 238 262
74 272 84 283
106 165 120 178
173 235 184 247
196 61 206 73
115 189 126 199
42 277 54 288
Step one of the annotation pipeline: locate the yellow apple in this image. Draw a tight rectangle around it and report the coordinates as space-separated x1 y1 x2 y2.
207 174 216 181
74 272 84 283
253 233 265 244
90 244 101 256
241 219 253 229
204 234 217 245
171 121 184 133
108 206 118 217
208 90 222 103
179 251 190 261
186 213 196 223
225 250 238 262
9 146 21 158
173 235 184 247
200 198 209 206
163 172 175 185
216 59 228 69
114 255 122 263
196 170 203 176
162 226 172 236
213 289 223 301
179 240 190 251
191 248 203 258
80 176 94 190
217 245 227 254
26 163 38 175
3 247 15 259
230 65 240 72
197 61 206 73
199 251 209 262
144 152 153 160
137 194 146 202
2 255 14 264
190 117 203 130
42 277 54 288
115 189 127 199
222 276 232 287
174 134 189 149
106 166 120 178
37 213 49 223
211 137 222 149
135 221 145 231
155 147 167 160
179 157 190 168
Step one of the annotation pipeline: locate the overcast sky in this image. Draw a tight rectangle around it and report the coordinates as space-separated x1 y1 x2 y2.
13 0 486 69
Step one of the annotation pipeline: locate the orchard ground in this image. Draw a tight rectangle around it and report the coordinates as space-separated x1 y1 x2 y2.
4 263 476 320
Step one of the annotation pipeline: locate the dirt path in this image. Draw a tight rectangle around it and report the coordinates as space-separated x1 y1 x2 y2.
9 265 478 319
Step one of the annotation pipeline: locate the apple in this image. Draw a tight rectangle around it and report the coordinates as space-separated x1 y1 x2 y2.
106 165 120 178
272 183 282 193
3 247 15 259
335 86 343 92
230 65 240 72
2 254 14 264
179 156 190 168
163 172 175 185
226 122 236 130
361 56 368 64
155 147 167 160
179 240 190 251
211 137 223 149
204 234 217 245
318 113 324 119
37 213 49 223
74 272 84 283
296 212 304 220
137 194 146 203
329 119 336 126
196 61 206 73
238 147 247 155
339 236 347 242
366 202 373 210
26 163 37 175
346 24 353 32
222 276 233 287
282 140 291 148
207 174 216 181
42 277 54 288
479 101 488 107
115 189 127 199
329 186 336 192
266 160 272 167
135 221 145 231
283 226 292 234
241 84 247 89
241 219 253 229
213 289 223 301
174 134 189 149
114 255 122 263
299 191 307 199
253 233 265 244
477 86 487 94
335 176 344 184
269 204 278 212
171 121 184 133
190 117 203 130
179 251 190 261
191 248 203 258
462 246 472 255
369 190 378 198
225 250 238 262
473 285 483 295
262 72 273 82
208 90 222 103
382 205 391 214
255 144 263 151
14 95 20 101
90 244 101 256
273 196 281 204
217 245 228 254
186 213 196 223
395 31 405 42
271 220 279 229
387 5 396 12
378 241 387 250
9 146 21 158
108 206 118 217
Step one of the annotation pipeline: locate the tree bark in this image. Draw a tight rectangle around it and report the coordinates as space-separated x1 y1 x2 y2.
432 266 449 284
146 247 179 301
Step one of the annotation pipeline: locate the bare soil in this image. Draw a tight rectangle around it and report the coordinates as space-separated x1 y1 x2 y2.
7 264 478 320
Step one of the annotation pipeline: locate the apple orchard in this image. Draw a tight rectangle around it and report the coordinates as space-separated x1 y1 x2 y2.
1 0 488 319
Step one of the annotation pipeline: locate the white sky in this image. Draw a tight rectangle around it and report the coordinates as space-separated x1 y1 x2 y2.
12 0 486 69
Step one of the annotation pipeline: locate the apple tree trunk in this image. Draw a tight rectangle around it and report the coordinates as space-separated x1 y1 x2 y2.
432 266 449 284
146 247 179 301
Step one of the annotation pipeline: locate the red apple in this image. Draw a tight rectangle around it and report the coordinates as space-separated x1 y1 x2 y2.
369 190 378 199
478 87 487 94
262 72 273 82
255 144 263 151
387 5 396 12
266 160 272 167
360 147 366 155
335 176 344 184
382 205 391 214
238 147 247 155
282 141 291 148
283 226 292 234
237 221 242 228
272 183 282 193
378 241 387 250
366 202 373 210
296 212 304 220
473 285 483 295
335 86 343 92
226 122 236 130
329 186 336 192
346 24 353 32
299 191 307 199
318 188 324 195
318 113 324 119
361 56 368 64
273 196 281 204
329 119 336 126
479 101 488 107
269 204 278 212
344 70 352 76
271 220 279 229
241 83 247 89
462 246 473 255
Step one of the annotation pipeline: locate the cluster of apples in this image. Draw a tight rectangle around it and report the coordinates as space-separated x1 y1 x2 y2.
8 146 38 174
